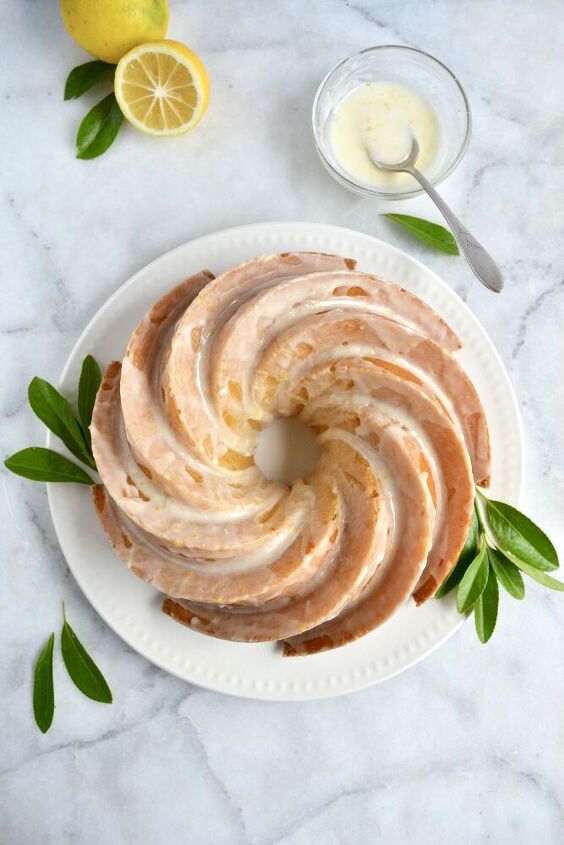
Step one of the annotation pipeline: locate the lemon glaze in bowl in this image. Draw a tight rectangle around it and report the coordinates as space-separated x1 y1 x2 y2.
312 45 472 200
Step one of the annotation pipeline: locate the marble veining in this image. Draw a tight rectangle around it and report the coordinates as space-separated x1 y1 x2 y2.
1 1 563 842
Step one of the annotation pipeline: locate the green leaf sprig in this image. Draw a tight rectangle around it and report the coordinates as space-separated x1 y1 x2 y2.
4 355 102 485
33 634 55 733
32 606 112 734
76 93 123 160
382 213 460 255
77 354 103 450
61 604 112 704
437 488 563 642
5 447 94 484
64 60 114 101
28 376 94 468
64 61 123 159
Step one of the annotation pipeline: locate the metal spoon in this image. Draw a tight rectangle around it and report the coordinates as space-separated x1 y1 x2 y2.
368 137 503 293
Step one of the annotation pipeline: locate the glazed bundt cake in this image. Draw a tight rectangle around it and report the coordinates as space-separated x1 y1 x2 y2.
90 252 490 656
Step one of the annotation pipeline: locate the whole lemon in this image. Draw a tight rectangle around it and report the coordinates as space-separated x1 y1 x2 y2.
60 0 169 64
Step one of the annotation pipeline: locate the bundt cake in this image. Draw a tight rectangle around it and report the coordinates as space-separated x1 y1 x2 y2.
90 252 490 656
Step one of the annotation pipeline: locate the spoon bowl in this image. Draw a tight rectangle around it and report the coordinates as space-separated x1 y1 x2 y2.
368 137 421 173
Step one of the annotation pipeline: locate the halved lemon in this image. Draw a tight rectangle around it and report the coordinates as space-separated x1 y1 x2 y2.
114 40 210 136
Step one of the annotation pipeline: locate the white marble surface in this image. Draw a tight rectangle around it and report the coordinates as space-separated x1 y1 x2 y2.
1 1 563 842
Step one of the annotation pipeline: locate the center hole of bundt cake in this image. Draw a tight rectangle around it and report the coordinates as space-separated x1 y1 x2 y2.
254 417 321 485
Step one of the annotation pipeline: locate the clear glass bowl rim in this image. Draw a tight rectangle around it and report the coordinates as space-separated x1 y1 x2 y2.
312 44 472 200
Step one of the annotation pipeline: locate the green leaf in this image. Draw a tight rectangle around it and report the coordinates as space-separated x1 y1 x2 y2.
513 560 564 592
435 509 480 598
474 564 499 643
28 377 94 468
489 549 525 600
457 541 489 613
485 499 558 572
33 633 55 733
382 214 460 256
61 607 112 703
77 355 102 449
76 93 123 160
64 60 114 101
5 447 94 484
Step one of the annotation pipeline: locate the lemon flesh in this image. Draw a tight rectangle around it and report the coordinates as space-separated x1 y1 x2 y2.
60 0 169 64
115 41 210 136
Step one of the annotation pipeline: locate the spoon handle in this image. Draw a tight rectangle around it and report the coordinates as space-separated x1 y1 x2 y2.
408 166 504 293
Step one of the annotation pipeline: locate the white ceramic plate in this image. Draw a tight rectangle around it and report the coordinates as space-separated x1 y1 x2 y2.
47 222 523 700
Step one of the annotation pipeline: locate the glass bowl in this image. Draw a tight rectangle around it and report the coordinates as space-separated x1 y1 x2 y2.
312 45 471 200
